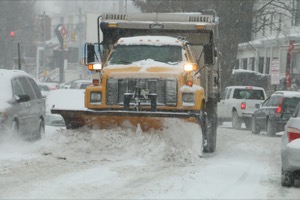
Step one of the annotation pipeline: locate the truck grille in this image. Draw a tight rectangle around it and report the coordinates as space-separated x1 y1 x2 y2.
106 78 177 106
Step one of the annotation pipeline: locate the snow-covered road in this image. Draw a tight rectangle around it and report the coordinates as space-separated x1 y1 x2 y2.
0 121 298 199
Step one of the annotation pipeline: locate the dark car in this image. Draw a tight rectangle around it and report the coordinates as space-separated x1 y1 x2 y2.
0 69 45 140
251 91 300 136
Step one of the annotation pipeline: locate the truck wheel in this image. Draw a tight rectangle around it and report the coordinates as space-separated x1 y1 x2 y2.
202 101 217 153
232 111 241 129
281 169 294 187
251 117 260 134
267 119 276 136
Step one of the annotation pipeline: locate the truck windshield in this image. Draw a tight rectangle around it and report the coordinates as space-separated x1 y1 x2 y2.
108 45 183 65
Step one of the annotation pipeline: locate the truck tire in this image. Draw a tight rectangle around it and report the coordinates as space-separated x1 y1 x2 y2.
281 169 294 187
232 111 241 129
251 117 260 134
267 119 276 136
202 100 218 153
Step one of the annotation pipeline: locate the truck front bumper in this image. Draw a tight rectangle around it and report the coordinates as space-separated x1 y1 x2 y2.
51 109 202 130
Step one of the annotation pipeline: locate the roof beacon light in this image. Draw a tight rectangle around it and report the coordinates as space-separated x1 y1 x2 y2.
88 63 102 71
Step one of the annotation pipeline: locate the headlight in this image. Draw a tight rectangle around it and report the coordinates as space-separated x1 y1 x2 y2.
183 63 198 72
182 93 194 103
90 92 102 104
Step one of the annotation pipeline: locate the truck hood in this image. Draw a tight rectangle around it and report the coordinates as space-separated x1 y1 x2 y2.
103 60 185 78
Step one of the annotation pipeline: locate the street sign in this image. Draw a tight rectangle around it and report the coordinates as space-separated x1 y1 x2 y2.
271 58 280 85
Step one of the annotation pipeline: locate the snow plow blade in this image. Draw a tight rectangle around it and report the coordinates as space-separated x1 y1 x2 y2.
51 109 201 131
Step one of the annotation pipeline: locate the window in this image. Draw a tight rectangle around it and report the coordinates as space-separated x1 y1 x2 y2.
12 78 25 97
109 45 183 65
243 58 247 70
294 0 300 26
282 97 300 112
28 78 43 99
266 57 270 74
18 77 36 100
269 95 281 106
232 89 264 100
221 88 229 100
258 57 264 73
251 57 255 71
262 98 270 107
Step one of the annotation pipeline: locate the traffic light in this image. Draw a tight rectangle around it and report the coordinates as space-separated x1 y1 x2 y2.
10 31 15 38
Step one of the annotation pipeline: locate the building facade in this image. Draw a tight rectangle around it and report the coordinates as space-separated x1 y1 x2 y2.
237 0 300 89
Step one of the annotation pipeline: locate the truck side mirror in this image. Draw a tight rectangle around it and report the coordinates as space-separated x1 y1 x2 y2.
203 43 215 65
86 43 95 64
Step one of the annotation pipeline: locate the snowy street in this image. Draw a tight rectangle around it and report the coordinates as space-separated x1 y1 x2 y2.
0 121 298 199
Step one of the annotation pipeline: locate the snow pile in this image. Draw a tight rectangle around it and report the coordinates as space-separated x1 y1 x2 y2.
36 119 202 166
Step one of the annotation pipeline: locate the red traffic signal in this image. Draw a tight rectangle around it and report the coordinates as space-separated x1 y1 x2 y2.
10 31 15 37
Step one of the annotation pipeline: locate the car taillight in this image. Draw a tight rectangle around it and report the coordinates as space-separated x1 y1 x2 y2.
276 97 284 113
276 104 282 113
241 102 246 110
287 127 300 142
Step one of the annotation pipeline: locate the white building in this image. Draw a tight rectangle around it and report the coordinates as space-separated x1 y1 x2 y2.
237 0 300 88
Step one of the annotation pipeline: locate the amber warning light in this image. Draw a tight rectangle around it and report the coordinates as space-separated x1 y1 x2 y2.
88 63 102 71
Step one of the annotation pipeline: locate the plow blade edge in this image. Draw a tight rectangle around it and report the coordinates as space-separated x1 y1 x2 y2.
51 109 201 131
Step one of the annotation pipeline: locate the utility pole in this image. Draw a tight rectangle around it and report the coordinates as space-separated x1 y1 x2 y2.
78 8 82 79
17 42 21 70
43 11 46 70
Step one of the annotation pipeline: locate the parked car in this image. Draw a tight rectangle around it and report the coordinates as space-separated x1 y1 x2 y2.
45 113 65 127
69 79 92 89
37 82 58 97
252 91 300 136
281 101 300 187
45 90 65 127
0 69 45 140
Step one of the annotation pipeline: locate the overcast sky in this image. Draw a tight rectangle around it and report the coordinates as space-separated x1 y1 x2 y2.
37 0 139 16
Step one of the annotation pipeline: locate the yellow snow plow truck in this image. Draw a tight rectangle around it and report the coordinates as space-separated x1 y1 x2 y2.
51 12 221 153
